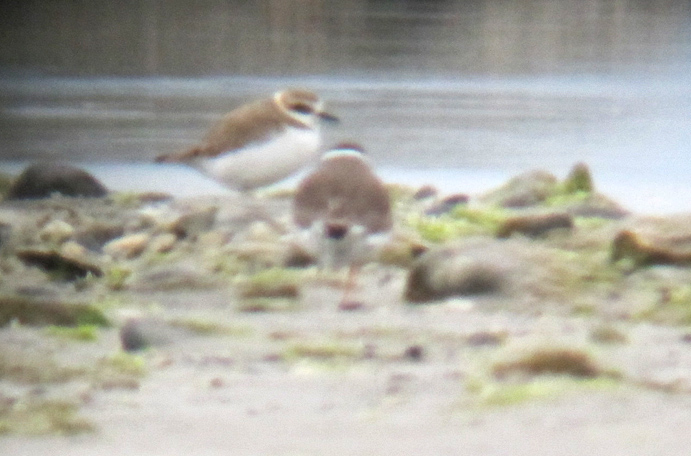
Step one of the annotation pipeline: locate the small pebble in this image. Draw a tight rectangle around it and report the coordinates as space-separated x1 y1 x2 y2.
103 232 151 259
403 345 424 361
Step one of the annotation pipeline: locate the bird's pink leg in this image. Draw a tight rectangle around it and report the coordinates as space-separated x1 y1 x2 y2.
339 264 361 307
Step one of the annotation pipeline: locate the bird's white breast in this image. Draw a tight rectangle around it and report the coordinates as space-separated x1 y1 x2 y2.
199 127 321 190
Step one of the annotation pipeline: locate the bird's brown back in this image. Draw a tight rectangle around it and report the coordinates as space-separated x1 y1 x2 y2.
156 97 308 162
293 156 392 234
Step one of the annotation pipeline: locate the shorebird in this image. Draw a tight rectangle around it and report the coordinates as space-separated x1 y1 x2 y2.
293 143 392 305
156 89 338 191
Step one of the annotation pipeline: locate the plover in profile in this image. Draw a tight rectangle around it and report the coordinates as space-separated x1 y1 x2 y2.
293 143 392 305
156 89 338 191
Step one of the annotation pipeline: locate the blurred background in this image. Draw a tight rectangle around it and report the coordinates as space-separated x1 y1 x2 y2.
0 0 690 210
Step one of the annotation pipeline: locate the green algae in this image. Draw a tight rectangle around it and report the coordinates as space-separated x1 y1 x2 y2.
45 324 100 341
104 265 132 290
407 206 509 243
283 339 365 362
0 398 95 436
0 350 87 384
168 317 254 337
0 295 110 328
235 267 305 299
467 375 619 408
635 284 691 325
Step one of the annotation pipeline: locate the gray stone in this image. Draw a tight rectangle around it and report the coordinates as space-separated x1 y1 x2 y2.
4 163 108 200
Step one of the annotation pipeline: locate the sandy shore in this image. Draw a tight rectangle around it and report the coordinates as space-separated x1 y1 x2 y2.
2 168 691 455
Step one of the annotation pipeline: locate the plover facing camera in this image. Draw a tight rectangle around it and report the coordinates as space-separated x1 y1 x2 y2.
156 89 338 191
293 144 392 305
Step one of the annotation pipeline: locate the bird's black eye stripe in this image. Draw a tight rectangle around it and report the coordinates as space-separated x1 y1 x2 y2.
291 103 313 114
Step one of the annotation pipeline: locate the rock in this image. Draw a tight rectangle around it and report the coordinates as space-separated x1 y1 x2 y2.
16 248 103 281
60 241 89 259
497 212 573 238
0 295 109 327
563 161 595 194
119 317 190 351
119 319 150 351
492 347 604 379
377 236 428 268
405 242 510 303
283 243 317 268
39 219 75 244
611 229 691 267
129 265 218 291
479 170 558 208
4 163 108 200
562 193 629 219
75 222 126 251
103 233 151 259
403 345 424 361
170 206 217 239
413 185 438 200
148 233 177 253
424 193 469 216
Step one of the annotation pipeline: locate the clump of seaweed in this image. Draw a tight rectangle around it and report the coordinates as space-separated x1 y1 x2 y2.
91 352 146 390
0 349 87 384
0 295 110 327
492 347 606 379
283 339 365 362
465 375 617 407
235 267 305 299
611 230 691 268
406 206 508 243
168 317 254 336
0 397 95 435
45 324 101 342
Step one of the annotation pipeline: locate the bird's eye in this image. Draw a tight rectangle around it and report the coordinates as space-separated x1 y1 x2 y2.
291 104 313 114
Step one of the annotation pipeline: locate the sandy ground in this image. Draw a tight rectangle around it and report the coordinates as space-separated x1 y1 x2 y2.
3 278 691 456
2 186 691 455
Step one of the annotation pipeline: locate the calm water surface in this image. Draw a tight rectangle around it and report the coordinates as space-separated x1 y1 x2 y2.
1 0 690 213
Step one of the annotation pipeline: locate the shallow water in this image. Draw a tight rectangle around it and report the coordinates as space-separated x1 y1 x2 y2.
1 0 690 213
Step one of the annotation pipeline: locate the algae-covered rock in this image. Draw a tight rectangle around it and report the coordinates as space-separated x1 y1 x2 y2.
492 347 605 379
479 170 559 208
413 185 438 200
611 229 691 268
4 163 108 200
424 193 469 216
405 242 509 303
0 397 95 435
16 248 103 280
0 295 109 327
563 161 595 194
476 163 627 219
497 212 573 238
236 268 303 299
